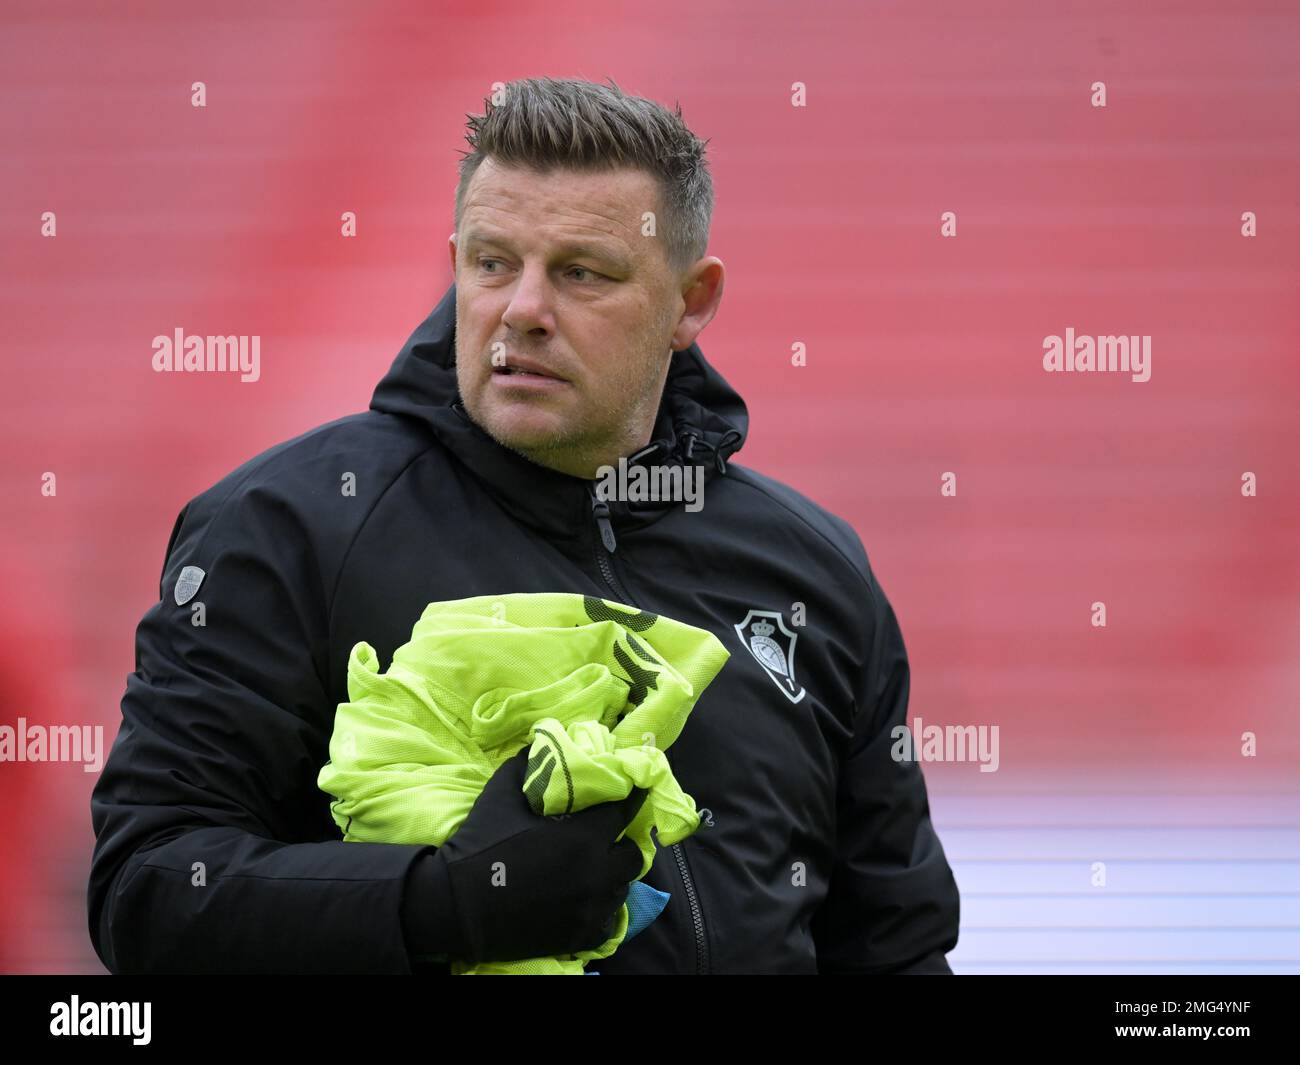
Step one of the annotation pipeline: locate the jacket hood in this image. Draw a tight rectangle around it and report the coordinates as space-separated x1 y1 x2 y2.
368 282 748 537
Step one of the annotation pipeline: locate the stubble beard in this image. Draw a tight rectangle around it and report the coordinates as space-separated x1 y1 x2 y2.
457 328 672 480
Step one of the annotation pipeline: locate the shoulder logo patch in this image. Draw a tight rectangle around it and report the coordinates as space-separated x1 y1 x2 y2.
734 609 806 704
174 565 205 606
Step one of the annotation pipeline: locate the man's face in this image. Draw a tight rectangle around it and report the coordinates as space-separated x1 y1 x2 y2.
450 157 684 478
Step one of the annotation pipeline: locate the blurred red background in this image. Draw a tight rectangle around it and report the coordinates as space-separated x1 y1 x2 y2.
2 0 1297 973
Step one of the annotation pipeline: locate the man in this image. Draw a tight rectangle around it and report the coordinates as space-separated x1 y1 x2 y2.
88 76 960 974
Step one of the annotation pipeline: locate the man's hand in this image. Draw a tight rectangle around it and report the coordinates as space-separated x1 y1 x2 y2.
431 747 648 964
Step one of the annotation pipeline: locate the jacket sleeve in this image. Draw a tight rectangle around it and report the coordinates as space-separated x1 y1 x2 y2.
87 483 440 974
810 558 961 974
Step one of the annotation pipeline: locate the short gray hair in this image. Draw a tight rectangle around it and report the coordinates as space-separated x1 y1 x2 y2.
454 76 714 277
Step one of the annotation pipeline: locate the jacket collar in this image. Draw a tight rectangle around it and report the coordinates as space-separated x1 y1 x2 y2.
369 282 748 542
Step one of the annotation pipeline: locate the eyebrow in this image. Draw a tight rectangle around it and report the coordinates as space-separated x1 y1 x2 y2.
462 230 629 270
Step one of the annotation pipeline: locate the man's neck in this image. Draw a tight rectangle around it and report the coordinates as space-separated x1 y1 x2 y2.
514 430 653 481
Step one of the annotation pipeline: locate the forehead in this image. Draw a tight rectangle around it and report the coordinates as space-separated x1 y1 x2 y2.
460 158 661 246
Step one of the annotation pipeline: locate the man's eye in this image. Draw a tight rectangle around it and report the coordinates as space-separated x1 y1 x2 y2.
569 266 604 282
478 258 502 273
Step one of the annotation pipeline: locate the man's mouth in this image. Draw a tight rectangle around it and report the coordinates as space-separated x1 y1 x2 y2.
491 356 569 383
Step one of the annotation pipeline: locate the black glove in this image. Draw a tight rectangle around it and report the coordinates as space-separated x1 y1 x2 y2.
402 746 648 967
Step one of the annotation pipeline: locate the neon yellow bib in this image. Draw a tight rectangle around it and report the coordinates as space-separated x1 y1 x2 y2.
318 593 730 974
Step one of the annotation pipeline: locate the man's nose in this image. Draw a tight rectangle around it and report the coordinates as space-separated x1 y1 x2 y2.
501 263 555 337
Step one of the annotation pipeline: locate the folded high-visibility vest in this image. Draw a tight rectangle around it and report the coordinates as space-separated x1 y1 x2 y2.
317 592 730 975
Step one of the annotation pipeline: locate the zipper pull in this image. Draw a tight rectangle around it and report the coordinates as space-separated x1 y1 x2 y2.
590 492 618 552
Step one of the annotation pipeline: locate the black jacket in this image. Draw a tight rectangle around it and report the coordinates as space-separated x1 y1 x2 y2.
88 281 960 974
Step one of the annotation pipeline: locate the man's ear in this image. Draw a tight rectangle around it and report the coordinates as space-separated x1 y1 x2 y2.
670 258 725 351
447 232 458 277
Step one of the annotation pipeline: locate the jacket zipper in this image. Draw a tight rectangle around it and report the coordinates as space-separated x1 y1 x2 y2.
587 483 711 975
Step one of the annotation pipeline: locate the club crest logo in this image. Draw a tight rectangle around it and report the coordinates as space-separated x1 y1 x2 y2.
734 610 805 704
174 565 205 606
